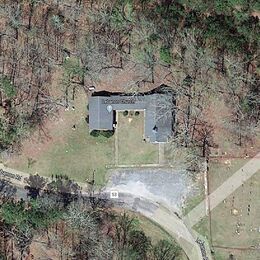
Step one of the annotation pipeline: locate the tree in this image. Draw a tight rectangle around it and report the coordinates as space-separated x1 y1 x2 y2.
115 212 139 259
0 76 16 99
63 202 113 259
0 193 64 258
222 56 259 146
193 120 216 158
0 200 33 258
24 174 47 199
160 46 172 65
46 175 81 207
63 202 97 231
152 239 181 260
128 230 151 259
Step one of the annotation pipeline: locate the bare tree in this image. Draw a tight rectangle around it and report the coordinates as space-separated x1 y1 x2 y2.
24 174 47 199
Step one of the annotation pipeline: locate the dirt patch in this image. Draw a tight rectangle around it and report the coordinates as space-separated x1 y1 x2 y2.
203 96 260 158
252 10 260 18
30 237 59 260
97 62 171 93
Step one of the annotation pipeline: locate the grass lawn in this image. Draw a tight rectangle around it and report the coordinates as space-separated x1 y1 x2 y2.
192 158 260 259
123 210 188 260
208 158 260 248
194 218 211 242
5 90 114 186
135 213 173 243
138 214 188 260
209 158 251 191
213 248 260 260
182 189 205 216
27 121 114 185
117 111 159 165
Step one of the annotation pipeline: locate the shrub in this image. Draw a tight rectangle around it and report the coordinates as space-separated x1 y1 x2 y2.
160 46 172 64
0 76 17 98
90 130 100 137
135 111 140 116
123 110 128 116
101 130 114 138
90 130 114 138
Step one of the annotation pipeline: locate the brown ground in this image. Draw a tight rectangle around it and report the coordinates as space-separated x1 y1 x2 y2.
2 62 172 170
29 238 59 260
97 62 172 93
203 95 260 159
3 67 75 164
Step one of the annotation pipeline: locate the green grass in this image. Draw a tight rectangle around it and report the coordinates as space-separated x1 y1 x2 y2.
182 177 204 216
17 121 114 186
117 111 159 165
209 158 250 191
138 214 173 243
128 211 188 260
182 190 205 216
6 92 114 187
194 218 210 241
208 159 260 248
44 124 113 185
213 250 226 260
139 216 188 259
213 248 260 260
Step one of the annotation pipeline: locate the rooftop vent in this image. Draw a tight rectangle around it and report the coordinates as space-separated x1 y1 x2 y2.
107 105 113 113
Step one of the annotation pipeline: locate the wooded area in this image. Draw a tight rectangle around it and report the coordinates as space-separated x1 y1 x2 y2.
0 0 259 259
0 174 181 259
0 0 259 156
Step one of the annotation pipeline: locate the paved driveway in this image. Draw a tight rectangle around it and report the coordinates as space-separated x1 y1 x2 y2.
106 168 199 214
105 168 209 260
0 164 208 259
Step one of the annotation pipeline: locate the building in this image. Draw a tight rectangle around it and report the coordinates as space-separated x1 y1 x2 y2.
88 91 175 143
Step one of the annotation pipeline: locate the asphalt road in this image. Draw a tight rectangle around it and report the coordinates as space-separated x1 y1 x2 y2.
0 164 209 260
108 191 208 260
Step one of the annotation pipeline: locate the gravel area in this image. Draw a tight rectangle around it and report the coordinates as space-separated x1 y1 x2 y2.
105 168 199 213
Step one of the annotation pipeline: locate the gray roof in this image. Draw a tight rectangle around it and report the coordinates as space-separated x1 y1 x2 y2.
89 93 174 143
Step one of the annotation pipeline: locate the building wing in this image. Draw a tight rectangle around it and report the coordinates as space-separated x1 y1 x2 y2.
88 92 174 143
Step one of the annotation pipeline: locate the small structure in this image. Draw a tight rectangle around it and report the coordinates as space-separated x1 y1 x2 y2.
88 90 175 143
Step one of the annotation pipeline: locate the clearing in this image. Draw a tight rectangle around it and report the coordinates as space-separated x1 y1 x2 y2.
117 111 159 165
209 158 260 248
194 157 260 259
4 90 114 186
212 248 260 260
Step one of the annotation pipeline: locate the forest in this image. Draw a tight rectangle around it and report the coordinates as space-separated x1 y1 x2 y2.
0 0 259 258
0 174 181 259
0 0 259 155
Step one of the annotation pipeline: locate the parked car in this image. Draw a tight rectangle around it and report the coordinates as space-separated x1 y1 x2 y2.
88 85 96 91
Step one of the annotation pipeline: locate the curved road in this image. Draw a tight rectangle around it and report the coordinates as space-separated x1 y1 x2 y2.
109 192 208 260
0 164 209 260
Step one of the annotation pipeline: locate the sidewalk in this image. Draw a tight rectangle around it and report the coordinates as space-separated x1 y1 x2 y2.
184 152 260 227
